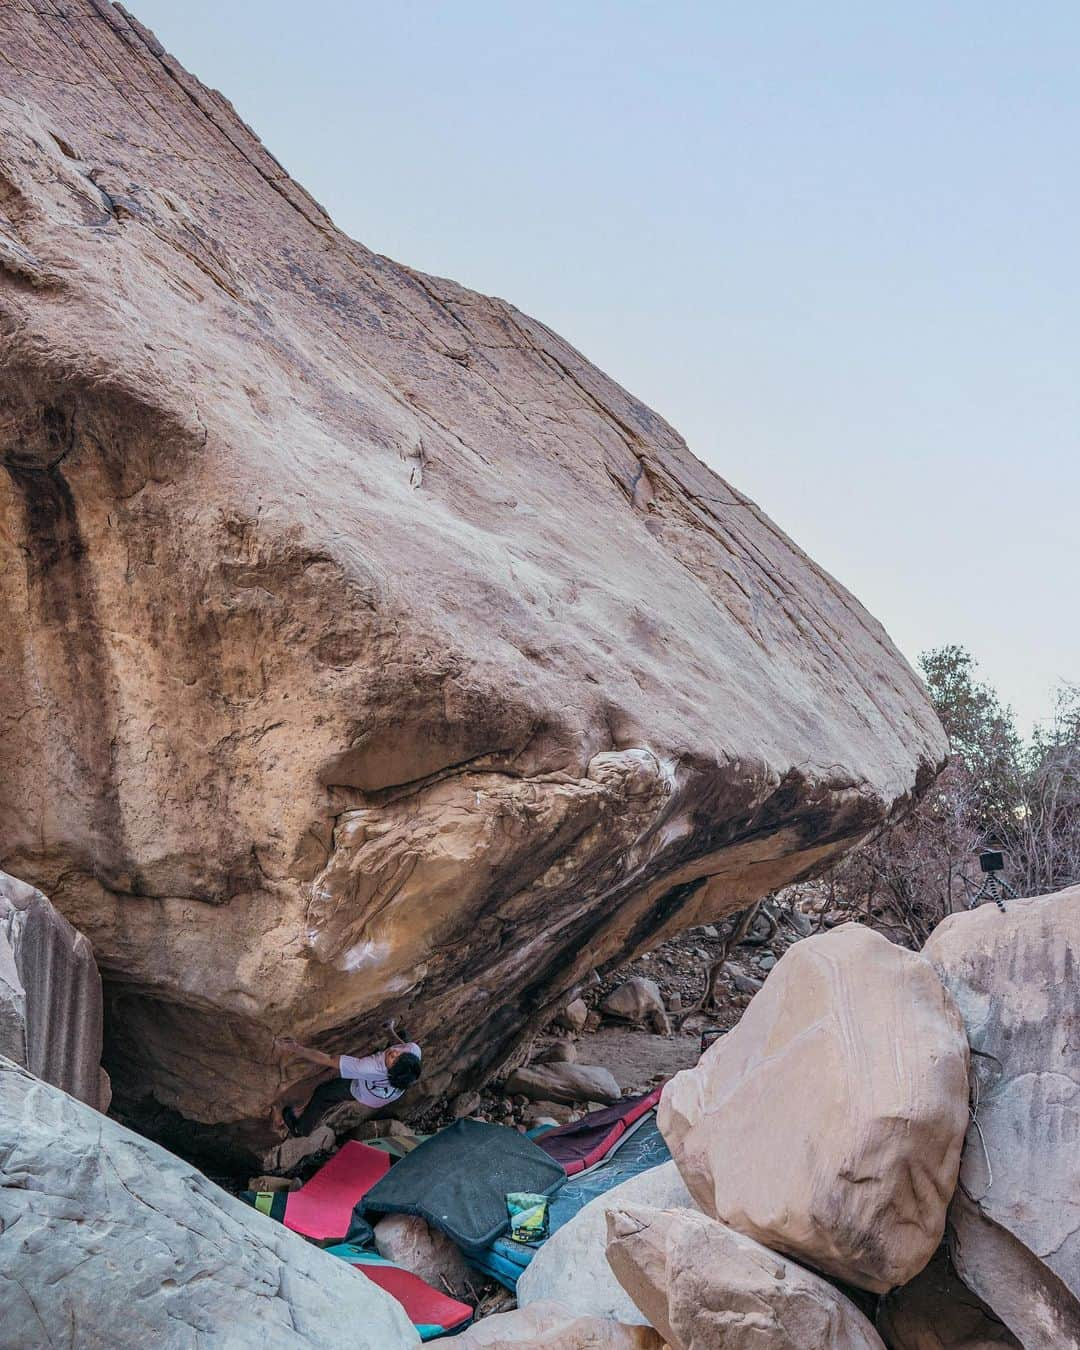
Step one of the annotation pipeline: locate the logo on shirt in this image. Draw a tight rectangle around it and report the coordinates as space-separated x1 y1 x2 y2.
364 1079 399 1100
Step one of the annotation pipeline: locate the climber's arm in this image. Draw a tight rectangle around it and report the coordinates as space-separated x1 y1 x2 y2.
276 1036 338 1070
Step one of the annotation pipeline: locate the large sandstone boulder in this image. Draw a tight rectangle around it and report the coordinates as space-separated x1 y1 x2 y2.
0 0 946 1142
443 1300 663 1348
923 886 1080 1347
0 1056 418 1348
876 1251 1020 1349
0 869 105 1108
660 924 969 1292
518 1160 694 1322
605 1205 886 1349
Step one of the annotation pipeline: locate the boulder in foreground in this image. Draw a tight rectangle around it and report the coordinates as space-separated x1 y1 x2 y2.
0 1057 418 1348
605 1204 885 1349
924 886 1080 1347
443 1299 662 1348
0 869 105 1109
518 1160 693 1323
659 924 969 1292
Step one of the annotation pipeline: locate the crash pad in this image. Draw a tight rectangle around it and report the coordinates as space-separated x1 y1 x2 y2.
469 1110 671 1289
327 1243 473 1340
241 1140 390 1242
348 1118 566 1256
535 1087 663 1175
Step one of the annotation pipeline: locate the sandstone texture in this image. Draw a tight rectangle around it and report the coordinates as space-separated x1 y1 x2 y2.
924 886 1080 1347
374 1213 472 1300
0 1056 418 1348
660 924 969 1292
0 0 946 1141
518 1160 694 1323
0 868 104 1107
605 1204 886 1350
444 1300 663 1349
876 1251 1020 1349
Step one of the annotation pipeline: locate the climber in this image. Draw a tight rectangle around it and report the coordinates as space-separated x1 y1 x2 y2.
272 1026 422 1135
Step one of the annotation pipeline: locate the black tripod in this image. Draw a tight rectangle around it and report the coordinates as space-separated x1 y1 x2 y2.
964 851 1018 913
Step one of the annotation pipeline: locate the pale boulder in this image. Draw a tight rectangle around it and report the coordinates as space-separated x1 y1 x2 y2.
601 977 666 1023
605 1205 885 1350
660 923 969 1292
923 886 1080 1347
556 1000 590 1034
518 1161 693 1323
442 1300 663 1348
0 870 104 1108
505 1063 621 1106
374 1213 472 1299
0 1057 418 1348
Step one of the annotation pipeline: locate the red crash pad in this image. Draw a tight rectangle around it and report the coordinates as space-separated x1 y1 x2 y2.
284 1140 391 1242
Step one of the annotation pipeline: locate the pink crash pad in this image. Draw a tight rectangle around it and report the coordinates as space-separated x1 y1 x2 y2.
284 1140 391 1242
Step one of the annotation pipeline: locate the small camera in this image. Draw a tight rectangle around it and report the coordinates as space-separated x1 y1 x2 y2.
979 850 1005 874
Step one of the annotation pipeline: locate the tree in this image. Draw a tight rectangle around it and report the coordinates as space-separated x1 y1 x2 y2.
796 647 1079 947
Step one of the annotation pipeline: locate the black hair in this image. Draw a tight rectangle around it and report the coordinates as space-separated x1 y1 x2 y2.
387 1051 422 1089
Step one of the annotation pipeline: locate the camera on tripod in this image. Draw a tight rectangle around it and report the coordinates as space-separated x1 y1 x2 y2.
967 849 1017 911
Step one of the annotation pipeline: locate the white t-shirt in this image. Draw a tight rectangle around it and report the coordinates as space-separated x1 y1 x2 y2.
338 1042 421 1109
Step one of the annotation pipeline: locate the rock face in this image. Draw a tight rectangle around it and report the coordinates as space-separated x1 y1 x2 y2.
0 1056 418 1348
0 869 104 1108
518 1160 694 1323
444 1300 663 1348
660 924 969 1292
876 1251 1021 1349
0 0 946 1141
923 887 1080 1347
606 1205 886 1350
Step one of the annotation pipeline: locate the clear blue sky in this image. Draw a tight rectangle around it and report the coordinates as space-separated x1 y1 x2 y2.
132 1 1078 734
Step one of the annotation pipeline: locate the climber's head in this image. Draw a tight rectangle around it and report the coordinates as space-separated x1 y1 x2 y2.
385 1045 422 1090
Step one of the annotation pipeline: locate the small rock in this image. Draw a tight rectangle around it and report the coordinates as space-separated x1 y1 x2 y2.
374 1213 472 1299
583 1011 602 1033
555 998 589 1033
452 1091 481 1119
786 910 814 938
701 925 720 939
667 992 683 1012
259 1123 335 1173
722 961 764 995
505 1063 621 1106
601 977 665 1025
647 1009 671 1036
758 953 777 971
246 1174 302 1193
350 1117 412 1140
534 1038 577 1064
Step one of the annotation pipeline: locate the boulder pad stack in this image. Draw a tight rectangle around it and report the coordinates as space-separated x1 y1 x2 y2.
0 0 946 1142
659 923 970 1292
